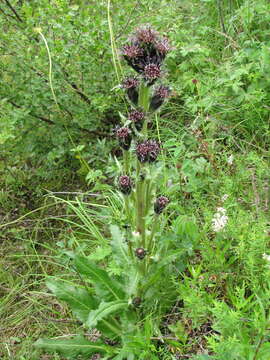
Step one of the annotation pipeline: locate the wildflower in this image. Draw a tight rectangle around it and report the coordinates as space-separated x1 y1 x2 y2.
221 194 229 202
135 247 146 260
263 253 270 261
227 154 234 165
122 44 143 59
212 207 228 232
118 175 133 195
135 26 157 44
150 84 171 111
128 109 145 131
115 127 132 150
155 37 171 56
136 139 161 163
122 76 139 105
143 63 161 82
122 26 171 77
154 196 169 214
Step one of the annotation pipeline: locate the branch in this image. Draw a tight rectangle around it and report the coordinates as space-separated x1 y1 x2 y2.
3 0 23 23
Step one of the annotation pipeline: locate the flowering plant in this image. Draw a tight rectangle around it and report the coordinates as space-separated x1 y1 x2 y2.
35 26 184 359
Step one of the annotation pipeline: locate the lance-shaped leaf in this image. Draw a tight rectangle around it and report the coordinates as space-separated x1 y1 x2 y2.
46 279 98 323
74 255 125 301
35 336 115 358
110 224 130 267
87 300 128 328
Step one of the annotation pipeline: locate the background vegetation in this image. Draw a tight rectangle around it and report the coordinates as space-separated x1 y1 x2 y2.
0 0 269 359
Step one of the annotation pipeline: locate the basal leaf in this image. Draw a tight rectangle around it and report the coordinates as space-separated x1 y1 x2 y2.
35 336 114 359
87 300 128 328
110 224 130 267
74 255 125 301
46 279 98 323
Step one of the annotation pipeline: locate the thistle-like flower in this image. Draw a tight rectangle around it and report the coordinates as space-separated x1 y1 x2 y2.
136 139 161 163
118 175 133 195
115 127 132 150
150 84 171 111
154 196 169 214
121 26 170 80
128 109 145 131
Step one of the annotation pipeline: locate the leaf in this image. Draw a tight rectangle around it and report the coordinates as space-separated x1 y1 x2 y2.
74 256 125 301
87 300 128 328
110 224 130 266
46 279 98 323
34 336 114 359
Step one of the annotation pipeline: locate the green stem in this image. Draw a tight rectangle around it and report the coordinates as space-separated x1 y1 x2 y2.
123 150 130 174
138 83 150 138
135 160 146 248
148 215 159 253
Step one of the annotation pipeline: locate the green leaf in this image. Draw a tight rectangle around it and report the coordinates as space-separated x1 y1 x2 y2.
87 300 128 328
46 279 98 323
110 224 130 267
35 336 114 358
74 256 125 301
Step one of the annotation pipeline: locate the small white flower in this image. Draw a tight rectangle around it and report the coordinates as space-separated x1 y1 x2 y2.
212 207 228 232
221 194 229 202
227 154 234 165
262 253 270 262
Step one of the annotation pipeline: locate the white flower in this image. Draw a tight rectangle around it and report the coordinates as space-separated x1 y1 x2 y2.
212 207 228 232
221 194 229 202
227 154 234 165
262 253 270 263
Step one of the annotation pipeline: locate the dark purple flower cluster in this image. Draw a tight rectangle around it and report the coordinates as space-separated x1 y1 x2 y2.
150 85 171 111
122 76 139 105
154 196 169 214
136 139 161 163
115 126 132 150
128 109 145 131
122 25 170 83
118 175 133 195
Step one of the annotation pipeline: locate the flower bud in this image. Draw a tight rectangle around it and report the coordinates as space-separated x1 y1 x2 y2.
135 247 146 260
115 127 132 150
132 297 142 307
122 77 139 105
128 109 145 131
154 196 169 214
118 175 133 195
150 85 171 111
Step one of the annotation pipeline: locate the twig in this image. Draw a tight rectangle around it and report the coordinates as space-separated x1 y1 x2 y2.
253 334 265 360
3 0 23 22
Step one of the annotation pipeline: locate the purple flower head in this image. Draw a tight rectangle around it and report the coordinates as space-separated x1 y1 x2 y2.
122 76 140 89
150 85 171 111
136 139 161 163
155 37 171 56
121 27 171 79
122 44 143 59
122 77 139 105
116 126 132 150
154 196 169 214
135 247 146 260
135 26 157 44
118 175 133 195
128 109 145 131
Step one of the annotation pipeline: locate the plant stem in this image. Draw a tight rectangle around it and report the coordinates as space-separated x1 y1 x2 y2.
148 214 159 253
135 160 146 248
123 150 130 174
138 83 150 137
